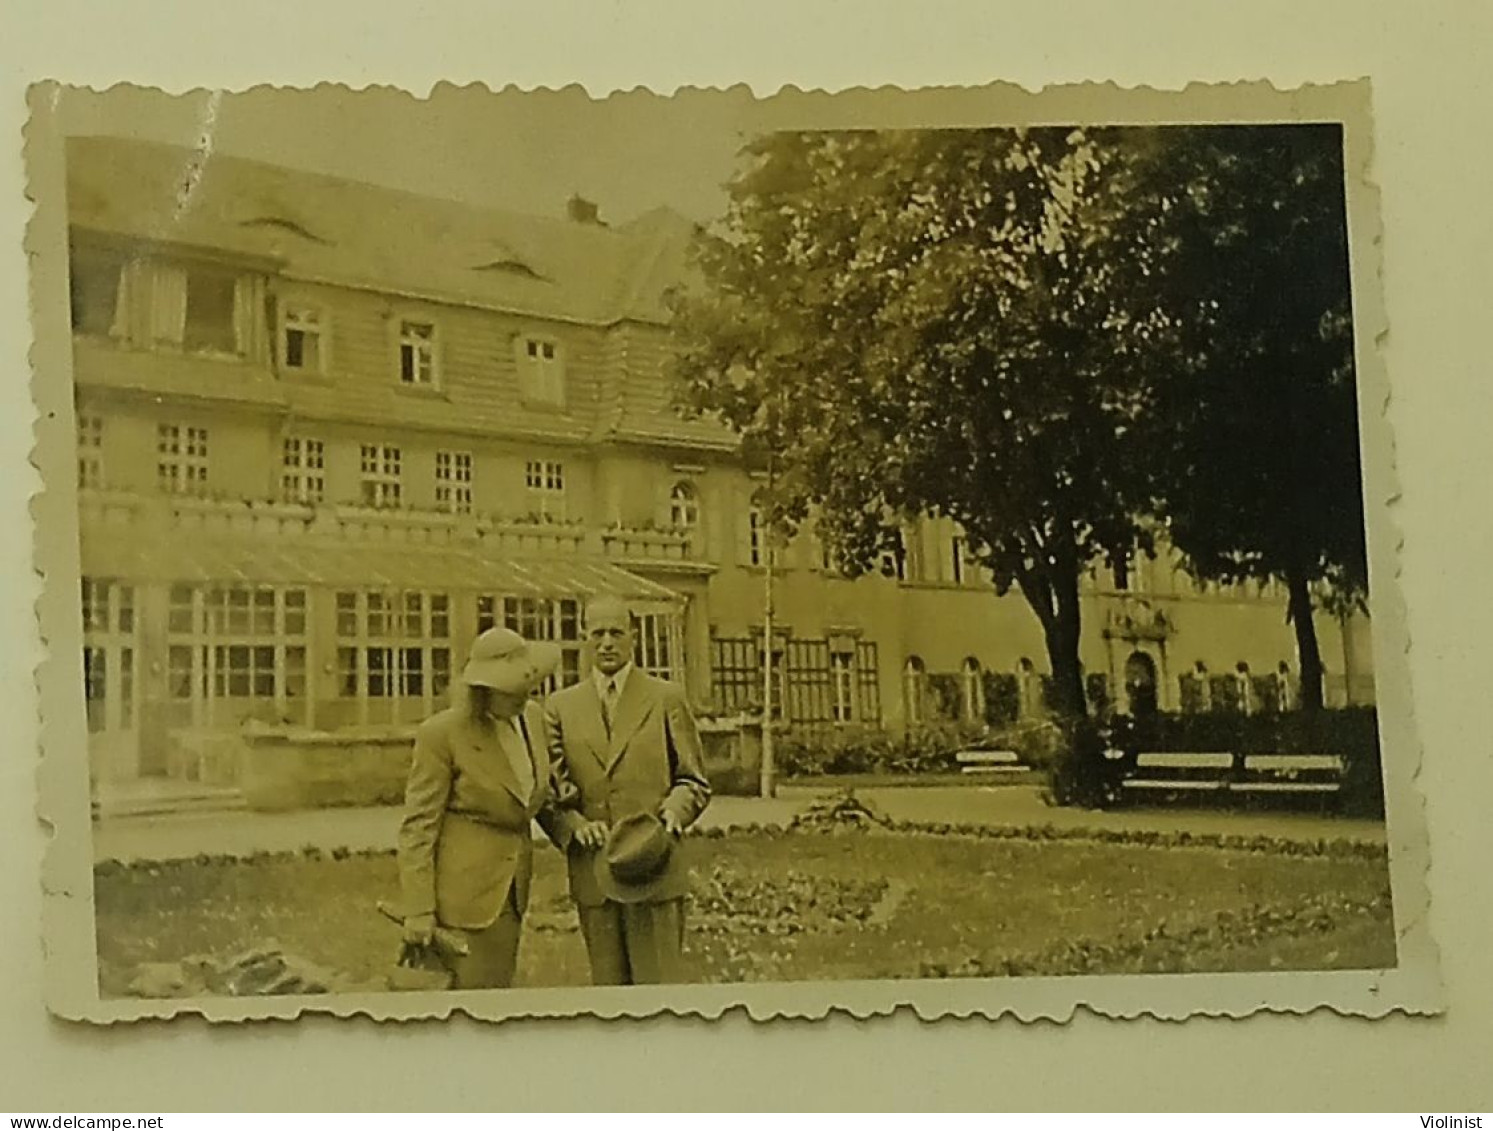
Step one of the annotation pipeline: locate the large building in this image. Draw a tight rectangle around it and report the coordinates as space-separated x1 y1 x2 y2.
65 137 1376 794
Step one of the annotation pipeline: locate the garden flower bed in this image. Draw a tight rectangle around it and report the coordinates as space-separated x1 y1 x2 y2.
94 819 1396 998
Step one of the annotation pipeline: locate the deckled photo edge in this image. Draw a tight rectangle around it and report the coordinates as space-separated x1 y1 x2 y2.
23 77 1440 1025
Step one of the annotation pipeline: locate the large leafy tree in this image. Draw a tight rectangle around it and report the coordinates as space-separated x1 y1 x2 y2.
671 128 1184 717
1145 125 1365 711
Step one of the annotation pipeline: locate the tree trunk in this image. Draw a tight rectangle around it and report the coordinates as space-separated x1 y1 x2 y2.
1286 571 1324 712
1019 564 1088 720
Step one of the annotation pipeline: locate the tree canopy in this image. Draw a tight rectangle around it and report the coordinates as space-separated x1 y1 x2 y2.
1144 125 1365 709
671 124 1365 717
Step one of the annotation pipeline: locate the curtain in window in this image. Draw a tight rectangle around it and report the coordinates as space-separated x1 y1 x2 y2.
234 276 265 361
149 263 188 345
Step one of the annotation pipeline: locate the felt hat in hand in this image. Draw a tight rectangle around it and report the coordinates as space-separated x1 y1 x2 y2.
460 627 560 696
593 811 676 904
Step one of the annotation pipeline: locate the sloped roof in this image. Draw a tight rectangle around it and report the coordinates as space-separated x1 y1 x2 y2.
80 533 683 610
64 136 698 328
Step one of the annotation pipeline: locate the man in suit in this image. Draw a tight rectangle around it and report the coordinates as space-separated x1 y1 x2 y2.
543 595 711 985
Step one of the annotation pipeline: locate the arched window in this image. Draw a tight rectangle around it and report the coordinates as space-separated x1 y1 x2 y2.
1016 657 1038 718
669 481 699 532
961 657 984 723
903 656 927 726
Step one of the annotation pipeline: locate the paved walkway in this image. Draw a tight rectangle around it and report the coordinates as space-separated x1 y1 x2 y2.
90 784 1385 863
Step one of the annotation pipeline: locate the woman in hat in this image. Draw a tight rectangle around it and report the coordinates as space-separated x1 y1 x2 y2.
396 626 560 990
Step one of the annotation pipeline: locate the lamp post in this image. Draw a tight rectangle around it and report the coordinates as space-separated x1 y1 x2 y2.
759 440 778 800
760 536 777 800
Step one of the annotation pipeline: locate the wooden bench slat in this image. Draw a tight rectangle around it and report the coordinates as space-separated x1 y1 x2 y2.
1135 752 1235 770
959 766 1028 775
1122 779 1230 790
1243 754 1345 772
1233 781 1341 793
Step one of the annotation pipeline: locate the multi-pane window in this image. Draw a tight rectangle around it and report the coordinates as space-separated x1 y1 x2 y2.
520 337 564 406
398 320 436 386
784 640 833 722
336 591 451 715
166 585 307 716
951 537 966 585
854 642 881 722
157 424 209 495
745 494 780 568
360 444 403 508
669 482 699 532
435 451 473 514
77 414 103 490
80 579 137 735
281 304 324 372
830 652 856 723
710 637 761 715
478 595 581 691
635 613 678 682
282 437 326 504
711 636 878 724
524 460 566 519
903 656 927 725
82 578 135 635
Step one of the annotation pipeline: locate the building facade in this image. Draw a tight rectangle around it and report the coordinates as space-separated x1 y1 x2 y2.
65 137 1376 792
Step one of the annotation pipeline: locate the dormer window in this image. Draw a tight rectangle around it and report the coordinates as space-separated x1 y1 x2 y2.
519 336 565 406
182 266 240 355
669 481 699 532
280 304 325 373
68 246 125 338
398 320 437 386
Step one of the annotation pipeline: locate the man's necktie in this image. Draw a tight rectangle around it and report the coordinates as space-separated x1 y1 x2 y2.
602 678 619 735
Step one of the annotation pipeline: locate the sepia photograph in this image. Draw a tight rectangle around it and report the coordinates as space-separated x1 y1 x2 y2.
25 80 1434 1022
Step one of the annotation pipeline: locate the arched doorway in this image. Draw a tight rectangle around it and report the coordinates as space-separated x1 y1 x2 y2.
1124 651 1159 717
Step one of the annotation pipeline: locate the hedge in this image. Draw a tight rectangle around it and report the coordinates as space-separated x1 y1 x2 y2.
773 720 991 778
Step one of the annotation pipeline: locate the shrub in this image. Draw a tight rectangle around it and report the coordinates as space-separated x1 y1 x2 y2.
1046 715 1126 809
773 720 987 779
924 673 964 722
981 673 1022 727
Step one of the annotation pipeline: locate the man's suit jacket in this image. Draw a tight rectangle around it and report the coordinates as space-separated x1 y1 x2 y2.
544 670 711 907
397 701 553 930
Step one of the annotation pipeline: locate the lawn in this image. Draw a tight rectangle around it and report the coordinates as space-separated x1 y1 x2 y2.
94 828 1397 998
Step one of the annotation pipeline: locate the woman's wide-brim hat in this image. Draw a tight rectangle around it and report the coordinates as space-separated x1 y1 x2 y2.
460 627 561 695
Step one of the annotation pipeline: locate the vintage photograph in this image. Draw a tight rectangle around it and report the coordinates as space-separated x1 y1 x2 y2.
26 81 1434 1022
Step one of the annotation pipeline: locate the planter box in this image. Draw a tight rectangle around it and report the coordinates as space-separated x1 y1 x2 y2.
697 714 763 797
237 724 417 812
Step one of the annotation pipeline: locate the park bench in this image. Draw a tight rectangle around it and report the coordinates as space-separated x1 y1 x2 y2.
955 748 1027 776
1118 749 1345 799
1121 751 1234 793
1234 753 1345 795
